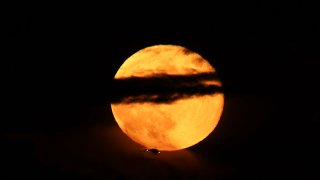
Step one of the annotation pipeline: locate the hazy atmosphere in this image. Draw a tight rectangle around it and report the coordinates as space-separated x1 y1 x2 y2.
3 3 319 179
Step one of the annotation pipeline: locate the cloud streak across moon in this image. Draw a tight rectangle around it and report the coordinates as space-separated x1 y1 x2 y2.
108 72 223 104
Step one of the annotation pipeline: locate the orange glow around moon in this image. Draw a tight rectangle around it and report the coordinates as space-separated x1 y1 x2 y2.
111 45 224 151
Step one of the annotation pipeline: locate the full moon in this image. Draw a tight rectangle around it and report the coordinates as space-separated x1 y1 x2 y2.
111 45 224 151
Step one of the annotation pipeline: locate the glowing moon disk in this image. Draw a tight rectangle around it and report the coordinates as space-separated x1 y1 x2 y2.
111 45 224 151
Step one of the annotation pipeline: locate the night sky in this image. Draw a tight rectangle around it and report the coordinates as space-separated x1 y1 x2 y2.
3 3 319 179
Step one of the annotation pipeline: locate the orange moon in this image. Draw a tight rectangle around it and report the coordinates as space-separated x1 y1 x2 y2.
111 45 224 151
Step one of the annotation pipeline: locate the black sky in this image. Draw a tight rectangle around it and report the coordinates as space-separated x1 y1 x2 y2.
3 3 319 179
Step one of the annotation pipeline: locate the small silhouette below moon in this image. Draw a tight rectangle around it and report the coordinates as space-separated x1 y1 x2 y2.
144 148 160 155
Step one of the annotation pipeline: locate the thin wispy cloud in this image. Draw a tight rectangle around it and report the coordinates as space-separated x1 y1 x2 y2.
108 72 223 104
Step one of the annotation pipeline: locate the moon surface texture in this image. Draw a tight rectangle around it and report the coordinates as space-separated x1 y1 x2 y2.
111 45 224 151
